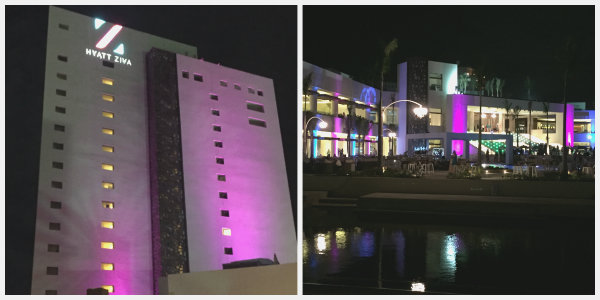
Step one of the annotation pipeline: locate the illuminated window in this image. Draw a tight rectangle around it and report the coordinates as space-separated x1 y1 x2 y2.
224 248 233 255
246 102 264 113
54 124 65 132
182 71 189 79
52 161 63 169
101 163 114 171
221 210 230 217
102 201 114 209
101 242 114 249
102 128 114 135
102 111 114 119
220 80 228 87
248 118 267 128
53 142 64 150
102 182 114 189
57 73 67 80
58 23 69 30
429 108 442 126
213 125 221 132
219 192 228 199
217 174 226 182
216 157 224 164
257 90 263 96
234 84 241 90
102 60 114 68
214 141 223 148
193 74 203 82
210 94 219 101
50 201 62 209
48 244 59 252
51 181 62 189
57 55 67 62
49 222 61 231
101 285 114 293
56 89 66 96
211 109 220 116
102 78 114 86
248 87 255 94
46 267 58 275
45 290 58 295
102 94 114 102
101 221 114 229
102 145 114 153
222 227 232 236
101 263 114 271
55 106 66 114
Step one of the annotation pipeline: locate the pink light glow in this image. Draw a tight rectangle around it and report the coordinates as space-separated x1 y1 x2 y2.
452 140 463 156
452 95 468 133
95 25 123 49
566 104 574 147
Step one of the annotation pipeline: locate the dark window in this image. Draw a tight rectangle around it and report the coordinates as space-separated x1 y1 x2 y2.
246 102 264 113
102 60 114 68
50 201 62 209
49 223 61 231
219 192 228 199
53 142 64 150
211 109 220 116
51 181 63 189
55 106 66 114
213 125 221 132
224 248 233 255
248 118 267 128
54 124 65 132
58 23 69 30
257 90 264 96
56 89 66 96
234 84 241 90
220 81 228 87
48 244 60 252
102 201 114 209
216 157 224 164
210 94 219 101
214 141 223 148
52 161 63 169
193 74 203 82
217 175 226 182
46 267 58 275
57 55 67 62
182 71 189 79
248 88 255 94
45 290 58 295
221 210 230 217
57 73 67 80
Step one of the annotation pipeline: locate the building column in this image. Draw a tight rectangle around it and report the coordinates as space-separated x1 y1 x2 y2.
464 140 470 160
309 94 317 113
445 136 453 160
506 134 513 164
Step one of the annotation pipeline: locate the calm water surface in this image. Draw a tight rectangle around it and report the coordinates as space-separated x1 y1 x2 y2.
303 213 594 294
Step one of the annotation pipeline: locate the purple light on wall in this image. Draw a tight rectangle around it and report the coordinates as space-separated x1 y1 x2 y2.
452 140 463 156
566 104 574 147
452 95 468 133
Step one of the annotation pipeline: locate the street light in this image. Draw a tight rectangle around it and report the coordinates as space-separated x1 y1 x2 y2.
304 116 328 158
383 129 396 156
379 99 427 168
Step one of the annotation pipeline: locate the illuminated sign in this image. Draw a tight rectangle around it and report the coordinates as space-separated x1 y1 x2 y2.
85 18 131 66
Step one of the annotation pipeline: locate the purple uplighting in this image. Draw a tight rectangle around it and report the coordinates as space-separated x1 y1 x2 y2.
566 104 574 147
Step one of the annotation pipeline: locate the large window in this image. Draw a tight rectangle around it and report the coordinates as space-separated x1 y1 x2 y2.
429 73 442 91
535 116 556 133
429 108 442 126
316 98 332 115
574 121 591 133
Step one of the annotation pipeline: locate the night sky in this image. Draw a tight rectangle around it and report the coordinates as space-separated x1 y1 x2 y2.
304 6 594 107
5 5 296 294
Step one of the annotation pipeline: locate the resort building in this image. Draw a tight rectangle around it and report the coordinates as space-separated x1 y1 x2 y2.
303 59 594 164
32 6 296 295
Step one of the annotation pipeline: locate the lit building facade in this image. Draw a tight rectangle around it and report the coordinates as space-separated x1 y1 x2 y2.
304 59 593 163
32 7 296 295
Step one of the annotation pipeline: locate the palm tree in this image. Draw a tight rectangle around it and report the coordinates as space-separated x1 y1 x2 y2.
377 38 398 170
512 105 522 148
527 101 533 154
303 72 313 158
502 99 513 134
542 101 550 154
556 37 576 180
345 104 356 157
355 116 373 155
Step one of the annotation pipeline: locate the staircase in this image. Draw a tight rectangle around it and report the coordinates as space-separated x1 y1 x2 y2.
513 133 540 149
469 140 506 155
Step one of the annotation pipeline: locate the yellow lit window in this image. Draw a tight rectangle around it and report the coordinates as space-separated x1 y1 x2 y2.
101 242 114 249
102 128 114 135
222 227 232 236
102 145 114 153
102 182 114 189
101 263 114 271
101 285 114 293
102 201 114 209
101 221 114 229
102 94 114 102
102 111 114 119
102 78 114 86
102 164 114 171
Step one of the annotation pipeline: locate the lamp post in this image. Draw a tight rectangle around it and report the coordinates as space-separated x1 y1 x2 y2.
383 129 397 156
304 116 328 158
379 99 428 169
